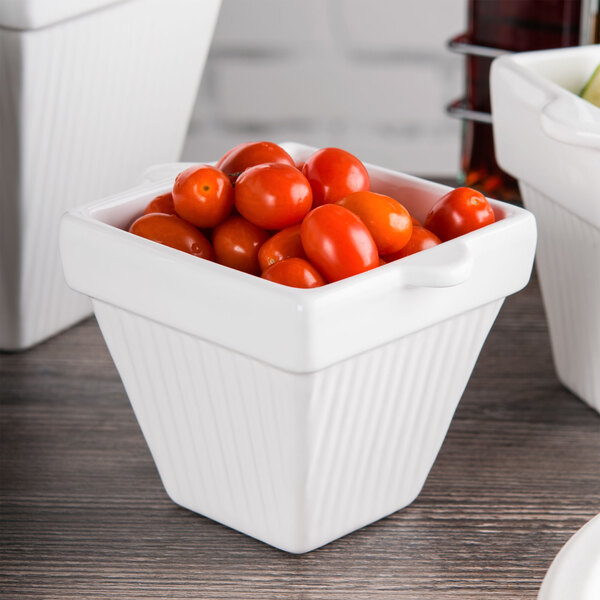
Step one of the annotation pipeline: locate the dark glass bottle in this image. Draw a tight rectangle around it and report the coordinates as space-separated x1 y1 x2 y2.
457 0 585 201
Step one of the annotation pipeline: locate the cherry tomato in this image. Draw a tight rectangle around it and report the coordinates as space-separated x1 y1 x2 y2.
216 141 295 183
172 164 233 228
301 204 378 282
411 215 422 226
129 213 215 260
262 258 326 289
212 215 269 275
143 192 175 216
424 187 495 242
235 163 312 230
381 226 441 261
258 224 306 272
302 147 370 207
336 191 413 255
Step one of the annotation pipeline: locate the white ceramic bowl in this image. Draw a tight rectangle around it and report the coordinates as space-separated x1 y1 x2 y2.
0 0 221 350
491 45 600 414
59 143 537 553
538 513 600 600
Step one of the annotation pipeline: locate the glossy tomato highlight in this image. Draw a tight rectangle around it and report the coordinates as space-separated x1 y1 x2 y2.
129 213 215 261
143 192 175 216
213 215 269 275
235 163 312 230
217 141 295 183
301 204 378 282
382 226 441 261
302 147 369 207
172 164 233 229
258 224 306 272
425 187 495 242
336 191 413 255
262 258 326 289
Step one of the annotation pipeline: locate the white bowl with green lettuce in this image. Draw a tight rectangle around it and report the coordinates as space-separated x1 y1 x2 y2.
491 44 600 415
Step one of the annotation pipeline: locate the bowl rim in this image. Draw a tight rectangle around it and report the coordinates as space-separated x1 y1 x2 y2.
60 142 537 372
492 45 600 149
69 142 530 305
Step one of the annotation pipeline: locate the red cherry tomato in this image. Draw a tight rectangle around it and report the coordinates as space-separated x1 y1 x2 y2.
235 163 312 230
301 204 378 282
143 192 175 216
172 165 234 228
381 226 441 261
262 258 326 288
216 141 295 183
336 191 413 255
302 147 370 207
129 213 215 260
212 215 269 275
258 224 306 272
424 187 495 242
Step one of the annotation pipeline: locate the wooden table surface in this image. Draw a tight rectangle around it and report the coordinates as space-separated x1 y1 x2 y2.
2 269 599 600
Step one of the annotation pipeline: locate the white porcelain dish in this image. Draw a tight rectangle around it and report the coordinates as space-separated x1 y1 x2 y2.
491 45 600 413
60 142 537 553
0 0 221 350
538 513 600 600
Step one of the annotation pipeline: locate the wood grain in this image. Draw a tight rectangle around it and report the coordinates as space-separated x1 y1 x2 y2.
1 272 599 600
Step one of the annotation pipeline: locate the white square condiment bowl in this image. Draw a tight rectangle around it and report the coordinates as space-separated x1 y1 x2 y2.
0 0 221 350
59 142 537 553
491 45 600 413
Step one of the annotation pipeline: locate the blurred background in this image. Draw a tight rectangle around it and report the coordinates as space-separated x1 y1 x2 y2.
182 0 467 176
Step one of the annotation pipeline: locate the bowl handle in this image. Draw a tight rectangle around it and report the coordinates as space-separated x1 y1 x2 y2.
397 241 474 288
540 96 600 149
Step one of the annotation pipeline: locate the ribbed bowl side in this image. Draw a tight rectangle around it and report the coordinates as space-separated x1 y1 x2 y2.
0 0 220 350
304 299 503 550
93 300 310 552
94 297 503 553
520 183 600 413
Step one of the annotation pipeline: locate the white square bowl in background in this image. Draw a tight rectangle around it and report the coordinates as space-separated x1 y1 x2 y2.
60 143 537 553
491 45 600 414
0 0 222 350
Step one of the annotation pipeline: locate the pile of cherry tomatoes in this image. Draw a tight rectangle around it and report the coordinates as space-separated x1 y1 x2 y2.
129 142 495 288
